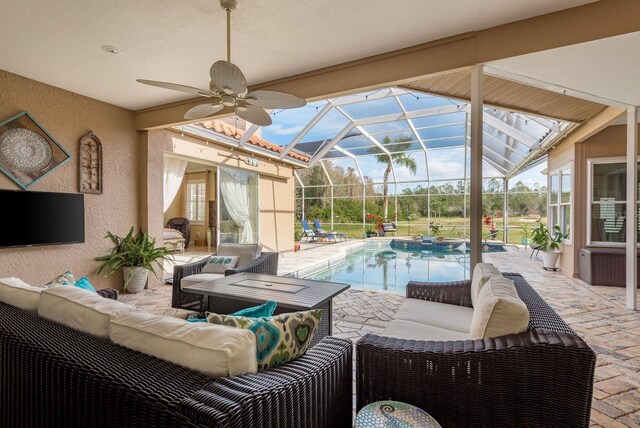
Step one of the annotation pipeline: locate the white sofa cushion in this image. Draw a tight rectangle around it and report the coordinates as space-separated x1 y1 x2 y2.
38 286 135 339
217 243 262 267
181 273 225 289
470 263 502 307
0 277 42 314
394 298 474 334
110 311 257 378
469 276 529 339
383 319 468 341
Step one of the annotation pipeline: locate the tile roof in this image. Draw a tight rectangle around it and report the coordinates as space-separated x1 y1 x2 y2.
196 120 310 163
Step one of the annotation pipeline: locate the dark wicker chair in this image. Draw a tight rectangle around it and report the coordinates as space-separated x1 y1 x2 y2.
0 301 352 427
356 273 596 428
172 251 279 311
166 217 191 248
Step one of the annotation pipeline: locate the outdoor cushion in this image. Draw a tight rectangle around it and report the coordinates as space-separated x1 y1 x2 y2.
207 309 322 371
110 311 257 378
394 298 474 334
181 273 225 289
231 300 277 318
201 255 239 274
217 243 262 267
470 263 502 307
43 271 76 288
382 319 468 341
0 277 42 314
38 286 135 340
470 276 530 339
74 276 97 293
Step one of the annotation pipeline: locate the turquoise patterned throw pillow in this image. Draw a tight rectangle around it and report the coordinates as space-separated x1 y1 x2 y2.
201 255 239 274
44 271 76 288
206 309 322 371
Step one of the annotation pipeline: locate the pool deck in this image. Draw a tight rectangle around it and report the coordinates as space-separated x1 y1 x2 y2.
121 241 640 426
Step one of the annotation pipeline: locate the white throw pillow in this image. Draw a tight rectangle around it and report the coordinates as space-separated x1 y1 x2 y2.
38 286 135 339
469 276 529 340
110 311 257 378
470 263 502 307
0 277 42 314
201 255 239 274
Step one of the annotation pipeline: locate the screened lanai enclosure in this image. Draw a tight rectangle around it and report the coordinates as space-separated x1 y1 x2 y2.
263 87 573 243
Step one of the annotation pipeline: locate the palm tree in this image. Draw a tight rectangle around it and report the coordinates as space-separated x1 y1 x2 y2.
370 135 417 220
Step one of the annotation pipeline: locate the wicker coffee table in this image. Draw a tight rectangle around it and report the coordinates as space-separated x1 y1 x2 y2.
182 273 350 346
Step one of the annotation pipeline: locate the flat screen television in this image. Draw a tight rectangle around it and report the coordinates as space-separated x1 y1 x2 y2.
0 190 85 248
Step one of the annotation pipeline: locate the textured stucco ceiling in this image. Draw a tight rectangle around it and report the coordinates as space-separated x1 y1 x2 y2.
0 0 594 110
490 32 640 107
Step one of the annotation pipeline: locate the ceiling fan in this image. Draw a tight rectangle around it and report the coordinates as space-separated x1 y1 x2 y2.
137 0 306 126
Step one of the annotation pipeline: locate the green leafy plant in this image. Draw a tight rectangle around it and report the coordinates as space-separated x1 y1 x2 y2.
365 225 377 235
294 229 302 242
531 221 564 252
95 227 173 290
429 224 441 236
520 224 531 244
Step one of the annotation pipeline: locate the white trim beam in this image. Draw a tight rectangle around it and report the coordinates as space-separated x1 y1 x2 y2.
238 123 260 147
626 107 638 310
319 159 334 186
308 123 355 166
470 64 484 270
483 111 538 147
280 102 333 159
397 94 430 181
354 104 465 127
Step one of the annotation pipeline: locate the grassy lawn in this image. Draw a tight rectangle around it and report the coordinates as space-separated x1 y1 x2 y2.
314 216 545 245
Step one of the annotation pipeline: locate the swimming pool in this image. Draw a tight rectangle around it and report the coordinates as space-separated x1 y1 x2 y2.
307 240 505 294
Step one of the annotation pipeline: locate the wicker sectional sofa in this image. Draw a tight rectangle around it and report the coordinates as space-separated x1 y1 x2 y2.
0 286 352 427
356 271 596 428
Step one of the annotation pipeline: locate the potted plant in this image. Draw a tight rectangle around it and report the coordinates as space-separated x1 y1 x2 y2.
429 224 443 241
531 221 564 270
294 230 301 252
520 224 531 247
365 213 383 238
483 215 499 239
95 227 174 293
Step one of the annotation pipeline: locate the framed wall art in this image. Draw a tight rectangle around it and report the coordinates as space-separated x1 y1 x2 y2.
79 131 103 194
0 111 71 189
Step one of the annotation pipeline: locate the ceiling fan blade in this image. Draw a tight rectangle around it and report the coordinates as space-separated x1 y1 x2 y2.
210 60 247 96
236 105 272 126
245 90 306 109
137 79 214 97
184 103 224 120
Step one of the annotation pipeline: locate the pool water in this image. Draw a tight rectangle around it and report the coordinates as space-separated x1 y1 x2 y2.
307 240 504 294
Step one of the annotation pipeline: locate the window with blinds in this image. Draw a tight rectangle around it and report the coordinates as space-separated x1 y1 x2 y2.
186 180 206 224
588 159 640 245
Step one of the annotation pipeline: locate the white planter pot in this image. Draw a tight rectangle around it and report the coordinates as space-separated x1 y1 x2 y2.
541 251 561 270
122 267 148 294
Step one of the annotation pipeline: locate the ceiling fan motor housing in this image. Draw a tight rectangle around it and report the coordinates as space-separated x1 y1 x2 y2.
219 0 237 11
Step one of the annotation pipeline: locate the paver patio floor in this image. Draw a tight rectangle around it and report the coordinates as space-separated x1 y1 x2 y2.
121 242 640 427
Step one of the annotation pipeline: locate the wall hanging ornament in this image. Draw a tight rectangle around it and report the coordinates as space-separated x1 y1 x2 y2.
79 131 103 194
0 111 71 189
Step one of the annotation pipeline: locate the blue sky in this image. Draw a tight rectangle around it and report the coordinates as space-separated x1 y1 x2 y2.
258 91 549 191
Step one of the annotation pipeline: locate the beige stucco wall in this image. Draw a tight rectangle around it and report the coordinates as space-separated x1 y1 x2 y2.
548 124 639 278
150 129 295 253
0 69 139 289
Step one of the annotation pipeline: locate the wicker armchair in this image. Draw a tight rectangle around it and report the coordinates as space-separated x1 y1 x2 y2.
0 302 352 427
356 273 596 428
172 251 279 311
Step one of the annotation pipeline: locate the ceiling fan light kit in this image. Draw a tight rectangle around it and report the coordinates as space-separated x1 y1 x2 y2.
137 0 306 126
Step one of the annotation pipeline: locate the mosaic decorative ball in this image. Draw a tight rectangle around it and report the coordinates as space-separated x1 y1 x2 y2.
355 401 441 428
0 128 52 173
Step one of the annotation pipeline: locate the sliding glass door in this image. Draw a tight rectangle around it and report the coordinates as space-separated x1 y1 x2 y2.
218 166 259 244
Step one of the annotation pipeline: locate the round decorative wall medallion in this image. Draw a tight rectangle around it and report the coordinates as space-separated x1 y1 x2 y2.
0 128 53 173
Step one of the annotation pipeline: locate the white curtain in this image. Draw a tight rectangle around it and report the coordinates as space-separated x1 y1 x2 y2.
219 167 253 243
163 157 188 212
